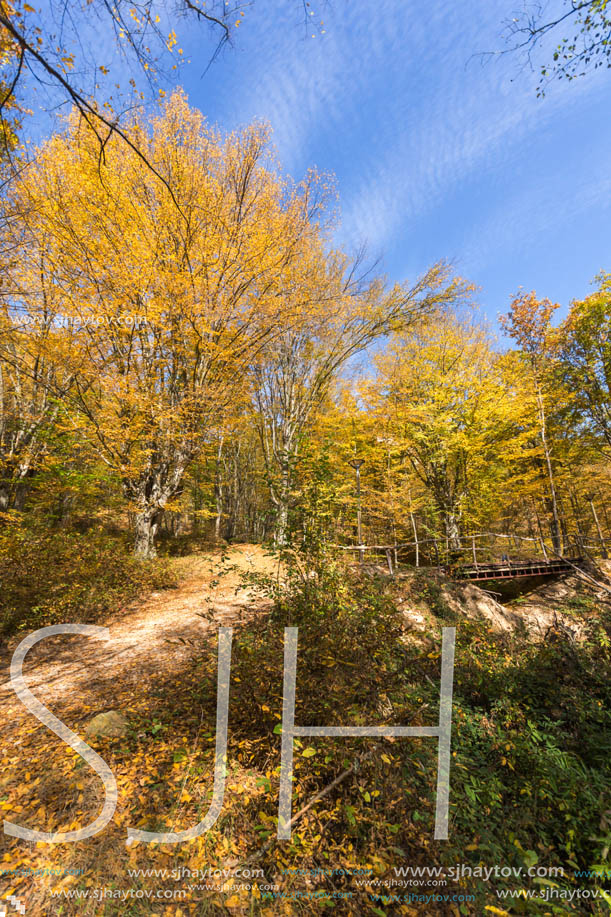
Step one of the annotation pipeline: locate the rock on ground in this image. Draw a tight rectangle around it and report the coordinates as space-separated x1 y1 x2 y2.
85 710 129 738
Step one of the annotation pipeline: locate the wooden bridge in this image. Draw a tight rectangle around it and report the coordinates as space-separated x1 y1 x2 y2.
446 556 583 582
340 530 598 581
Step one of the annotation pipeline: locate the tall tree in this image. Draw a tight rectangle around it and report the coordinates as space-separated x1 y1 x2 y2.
251 255 469 544
1 91 332 556
501 291 564 553
557 274 611 455
368 310 515 554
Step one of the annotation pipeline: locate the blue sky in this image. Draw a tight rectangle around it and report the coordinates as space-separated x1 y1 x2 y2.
173 0 611 327
25 0 611 327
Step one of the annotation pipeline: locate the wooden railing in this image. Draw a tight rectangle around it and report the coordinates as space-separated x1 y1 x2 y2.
338 530 603 576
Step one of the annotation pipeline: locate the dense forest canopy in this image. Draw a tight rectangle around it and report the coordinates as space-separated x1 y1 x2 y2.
0 90 608 567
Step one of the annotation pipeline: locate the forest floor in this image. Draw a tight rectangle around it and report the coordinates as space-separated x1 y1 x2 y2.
0 545 279 750
0 547 609 916
0 545 282 915
2 545 605 721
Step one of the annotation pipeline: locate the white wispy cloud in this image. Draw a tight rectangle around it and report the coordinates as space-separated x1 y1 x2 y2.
184 0 611 309
31 0 606 308
334 1 609 255
459 154 611 279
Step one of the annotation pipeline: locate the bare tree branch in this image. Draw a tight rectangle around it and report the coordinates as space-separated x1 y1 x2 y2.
504 0 611 94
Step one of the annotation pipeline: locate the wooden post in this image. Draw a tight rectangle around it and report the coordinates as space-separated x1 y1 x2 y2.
386 548 394 576
433 538 440 571
410 510 419 567
532 502 549 561
471 535 477 568
590 499 608 559
392 521 399 571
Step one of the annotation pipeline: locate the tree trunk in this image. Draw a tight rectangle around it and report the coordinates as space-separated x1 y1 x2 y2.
133 509 161 559
275 499 289 546
0 482 9 513
558 496 570 554
274 459 291 546
12 481 29 512
532 503 549 560
125 448 191 559
536 386 562 554
214 439 224 542
569 489 586 540
191 461 202 535
444 511 461 553
590 499 608 559
409 510 419 567
0 471 29 513
392 520 399 569
546 506 562 555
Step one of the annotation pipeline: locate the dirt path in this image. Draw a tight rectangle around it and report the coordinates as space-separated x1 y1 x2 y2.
0 545 278 730
2 549 603 724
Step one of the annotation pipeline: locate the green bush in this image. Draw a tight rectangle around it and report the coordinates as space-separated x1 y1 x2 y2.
0 522 177 636
233 544 611 911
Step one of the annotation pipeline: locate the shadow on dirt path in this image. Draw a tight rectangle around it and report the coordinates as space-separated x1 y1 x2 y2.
0 545 277 732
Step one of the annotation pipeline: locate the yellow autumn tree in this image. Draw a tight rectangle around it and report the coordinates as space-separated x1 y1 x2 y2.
2 91 335 555
501 292 565 554
0 230 83 513
365 309 523 554
249 251 468 544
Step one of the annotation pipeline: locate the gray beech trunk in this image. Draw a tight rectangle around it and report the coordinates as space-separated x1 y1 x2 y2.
126 450 190 559
0 482 9 513
133 508 162 559
273 459 291 546
444 511 461 553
